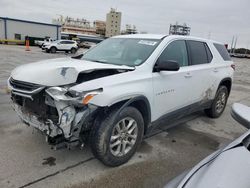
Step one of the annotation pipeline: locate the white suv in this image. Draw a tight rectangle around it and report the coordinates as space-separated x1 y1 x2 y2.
42 40 78 53
8 34 234 166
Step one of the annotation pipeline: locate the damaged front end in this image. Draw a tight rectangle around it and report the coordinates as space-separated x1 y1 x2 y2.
8 77 102 149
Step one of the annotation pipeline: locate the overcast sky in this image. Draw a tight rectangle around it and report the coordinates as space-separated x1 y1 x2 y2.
0 0 249 48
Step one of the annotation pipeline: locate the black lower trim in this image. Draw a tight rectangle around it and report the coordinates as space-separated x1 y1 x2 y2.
148 100 213 133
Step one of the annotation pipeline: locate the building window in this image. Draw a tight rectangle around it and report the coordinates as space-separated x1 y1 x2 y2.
14 34 21 40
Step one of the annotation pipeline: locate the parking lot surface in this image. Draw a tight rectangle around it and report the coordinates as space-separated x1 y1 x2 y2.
0 45 249 188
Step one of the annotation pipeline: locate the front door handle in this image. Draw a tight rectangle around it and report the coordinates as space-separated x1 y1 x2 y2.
184 73 192 78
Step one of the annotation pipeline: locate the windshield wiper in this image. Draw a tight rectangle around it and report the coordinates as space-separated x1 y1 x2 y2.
91 60 108 64
83 59 135 68
71 54 84 59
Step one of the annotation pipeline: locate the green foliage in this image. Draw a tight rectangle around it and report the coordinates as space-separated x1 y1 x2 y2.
234 48 250 54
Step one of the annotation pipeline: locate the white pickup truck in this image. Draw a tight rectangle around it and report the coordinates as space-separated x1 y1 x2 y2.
35 38 55 48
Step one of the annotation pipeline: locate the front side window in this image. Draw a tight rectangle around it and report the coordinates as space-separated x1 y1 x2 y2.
82 38 160 67
158 40 188 67
187 41 210 65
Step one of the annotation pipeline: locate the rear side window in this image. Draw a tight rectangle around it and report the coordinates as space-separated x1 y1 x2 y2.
187 41 211 65
214 43 231 61
205 44 213 62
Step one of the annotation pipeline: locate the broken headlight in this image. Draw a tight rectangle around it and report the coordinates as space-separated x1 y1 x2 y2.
67 88 103 105
46 87 103 105
46 87 70 101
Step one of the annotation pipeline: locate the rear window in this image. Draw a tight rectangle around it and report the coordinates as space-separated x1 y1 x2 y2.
214 43 231 61
187 41 211 65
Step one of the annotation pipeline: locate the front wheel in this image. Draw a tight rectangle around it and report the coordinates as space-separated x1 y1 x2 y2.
205 86 229 118
50 47 57 53
90 106 144 166
70 48 77 54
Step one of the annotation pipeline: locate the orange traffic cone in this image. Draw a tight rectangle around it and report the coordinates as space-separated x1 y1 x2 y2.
25 40 30 51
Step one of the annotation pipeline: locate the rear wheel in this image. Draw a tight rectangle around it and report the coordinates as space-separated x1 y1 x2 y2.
90 106 144 166
50 47 57 53
205 86 228 118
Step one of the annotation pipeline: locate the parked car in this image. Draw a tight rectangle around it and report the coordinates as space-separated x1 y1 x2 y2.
165 103 250 188
79 41 97 49
8 34 234 166
35 38 55 48
42 40 78 53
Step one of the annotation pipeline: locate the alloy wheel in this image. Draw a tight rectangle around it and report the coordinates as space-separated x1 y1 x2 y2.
110 117 138 157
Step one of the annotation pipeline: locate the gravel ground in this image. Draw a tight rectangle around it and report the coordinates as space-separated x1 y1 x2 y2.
0 45 249 188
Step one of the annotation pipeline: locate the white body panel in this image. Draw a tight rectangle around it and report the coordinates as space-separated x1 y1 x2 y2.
166 129 250 188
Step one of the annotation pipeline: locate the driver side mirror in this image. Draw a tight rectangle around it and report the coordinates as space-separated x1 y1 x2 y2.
154 60 180 72
231 103 250 129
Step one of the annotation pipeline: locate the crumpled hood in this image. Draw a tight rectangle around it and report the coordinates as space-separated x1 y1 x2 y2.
10 57 134 86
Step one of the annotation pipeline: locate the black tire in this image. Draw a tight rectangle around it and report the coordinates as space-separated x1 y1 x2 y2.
205 86 229 118
50 47 57 53
71 48 77 54
90 106 144 166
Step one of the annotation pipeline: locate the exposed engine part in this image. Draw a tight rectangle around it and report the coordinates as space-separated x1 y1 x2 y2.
11 84 100 150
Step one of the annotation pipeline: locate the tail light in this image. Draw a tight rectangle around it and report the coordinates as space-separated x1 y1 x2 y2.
231 64 235 71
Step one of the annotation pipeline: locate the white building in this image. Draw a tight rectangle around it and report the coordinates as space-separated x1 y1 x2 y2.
105 8 121 37
0 17 61 43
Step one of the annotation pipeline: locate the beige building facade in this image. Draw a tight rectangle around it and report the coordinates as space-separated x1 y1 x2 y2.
105 8 121 37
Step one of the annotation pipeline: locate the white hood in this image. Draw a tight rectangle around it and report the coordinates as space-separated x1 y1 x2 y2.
10 57 134 86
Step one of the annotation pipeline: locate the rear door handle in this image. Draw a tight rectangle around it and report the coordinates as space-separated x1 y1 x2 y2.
184 73 192 78
213 68 218 73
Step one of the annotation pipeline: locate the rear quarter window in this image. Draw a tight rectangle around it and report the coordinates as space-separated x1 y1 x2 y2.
213 43 231 61
187 41 211 65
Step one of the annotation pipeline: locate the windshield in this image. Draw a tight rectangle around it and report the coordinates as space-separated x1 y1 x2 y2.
82 38 160 66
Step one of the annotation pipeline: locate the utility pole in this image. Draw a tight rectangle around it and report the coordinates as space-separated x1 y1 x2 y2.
208 31 211 39
230 36 235 54
233 36 238 54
